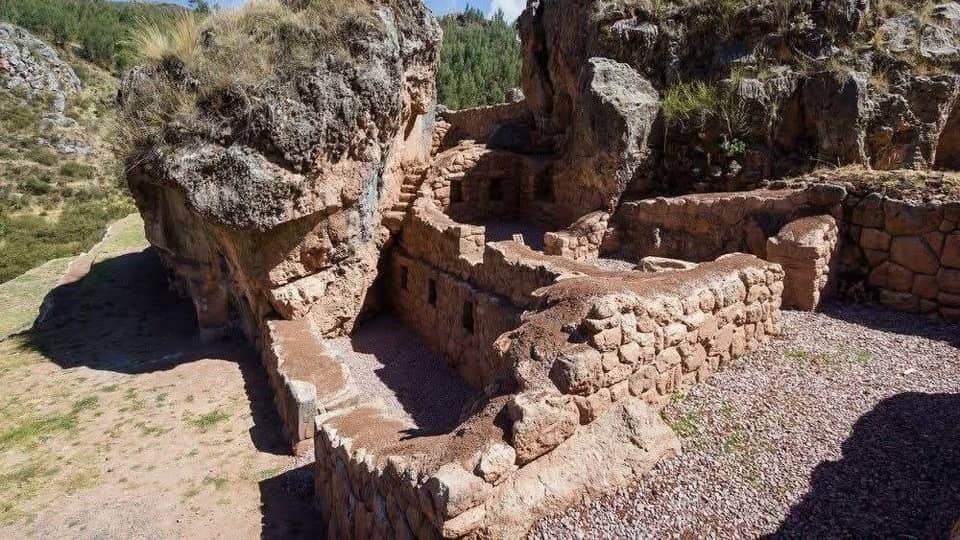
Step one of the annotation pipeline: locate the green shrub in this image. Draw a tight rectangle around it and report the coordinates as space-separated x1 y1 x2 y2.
58 162 95 179
16 176 53 196
0 0 184 72
662 80 719 127
0 199 134 283
23 148 57 166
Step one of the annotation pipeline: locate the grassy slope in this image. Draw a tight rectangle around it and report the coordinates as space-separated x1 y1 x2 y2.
0 41 135 283
0 213 145 339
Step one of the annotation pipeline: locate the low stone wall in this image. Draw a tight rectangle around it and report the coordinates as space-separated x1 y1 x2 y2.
389 251 522 388
261 318 356 454
313 395 678 539
500 254 785 457
543 211 617 260
437 100 533 151
842 195 960 320
614 186 845 262
767 215 839 311
423 141 556 227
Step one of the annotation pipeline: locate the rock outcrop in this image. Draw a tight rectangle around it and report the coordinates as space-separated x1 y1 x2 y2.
520 0 960 199
119 0 441 340
0 23 80 113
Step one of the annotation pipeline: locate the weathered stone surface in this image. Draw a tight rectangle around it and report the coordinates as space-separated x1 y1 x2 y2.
425 463 491 520
870 261 916 292
0 23 80 113
943 233 960 268
860 228 892 251
550 345 602 395
550 57 660 221
507 391 580 465
121 0 442 339
890 236 942 275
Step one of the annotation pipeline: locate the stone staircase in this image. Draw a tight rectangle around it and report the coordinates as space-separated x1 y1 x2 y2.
382 170 424 233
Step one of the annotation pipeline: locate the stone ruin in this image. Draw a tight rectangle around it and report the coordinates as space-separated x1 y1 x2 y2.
118 0 960 537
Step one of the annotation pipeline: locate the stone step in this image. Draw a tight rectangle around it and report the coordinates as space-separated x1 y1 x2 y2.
399 192 416 203
382 211 406 231
401 185 419 194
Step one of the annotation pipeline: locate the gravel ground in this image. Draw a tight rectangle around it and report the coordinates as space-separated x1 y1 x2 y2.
325 315 476 432
530 303 960 539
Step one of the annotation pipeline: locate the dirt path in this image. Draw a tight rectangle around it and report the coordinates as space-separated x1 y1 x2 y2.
0 216 321 538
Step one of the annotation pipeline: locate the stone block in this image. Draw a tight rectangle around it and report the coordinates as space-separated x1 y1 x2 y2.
550 346 602 395
878 290 919 312
474 443 517 486
508 390 580 465
869 261 915 292
912 274 940 299
852 193 884 227
889 236 941 275
859 228 891 250
938 291 960 308
943 233 960 269
884 200 941 235
425 463 491 520
939 268 960 294
654 347 681 373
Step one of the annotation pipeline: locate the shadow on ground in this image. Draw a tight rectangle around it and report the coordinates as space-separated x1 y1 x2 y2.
259 464 325 539
24 248 289 454
772 392 960 538
816 300 960 348
19 247 326 533
347 314 477 438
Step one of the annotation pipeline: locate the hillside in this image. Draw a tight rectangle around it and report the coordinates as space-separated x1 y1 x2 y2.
0 23 133 282
437 7 522 108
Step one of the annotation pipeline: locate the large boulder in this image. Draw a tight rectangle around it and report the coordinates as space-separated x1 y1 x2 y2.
118 1 441 339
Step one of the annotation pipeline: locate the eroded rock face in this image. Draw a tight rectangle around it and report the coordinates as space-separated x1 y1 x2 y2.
121 1 441 339
520 0 960 199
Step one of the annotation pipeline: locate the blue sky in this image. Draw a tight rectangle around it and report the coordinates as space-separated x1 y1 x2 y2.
132 0 525 20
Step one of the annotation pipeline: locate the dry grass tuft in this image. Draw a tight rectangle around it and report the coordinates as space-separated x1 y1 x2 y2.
117 0 376 162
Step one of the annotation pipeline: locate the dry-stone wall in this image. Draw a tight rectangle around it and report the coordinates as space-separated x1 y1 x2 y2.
767 215 839 311
842 195 960 320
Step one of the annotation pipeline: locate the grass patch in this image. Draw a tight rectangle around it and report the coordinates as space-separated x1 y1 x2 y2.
784 349 810 361
188 409 230 432
0 397 99 451
0 461 59 526
670 411 701 438
0 199 135 283
203 475 228 490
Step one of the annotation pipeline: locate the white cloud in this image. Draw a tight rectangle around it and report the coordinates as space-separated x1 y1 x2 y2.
489 0 525 22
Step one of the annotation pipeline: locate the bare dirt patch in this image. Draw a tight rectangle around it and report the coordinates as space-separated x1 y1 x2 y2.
0 216 320 538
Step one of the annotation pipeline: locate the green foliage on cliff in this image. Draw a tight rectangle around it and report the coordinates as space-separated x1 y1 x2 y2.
0 0 183 72
437 8 522 109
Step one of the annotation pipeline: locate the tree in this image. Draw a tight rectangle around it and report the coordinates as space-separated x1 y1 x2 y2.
437 9 521 109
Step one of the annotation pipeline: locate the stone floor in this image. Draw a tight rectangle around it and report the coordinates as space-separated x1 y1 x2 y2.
325 314 477 434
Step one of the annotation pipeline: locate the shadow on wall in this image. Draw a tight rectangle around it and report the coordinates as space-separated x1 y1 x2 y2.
23 248 290 454
259 463 325 539
771 392 960 538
